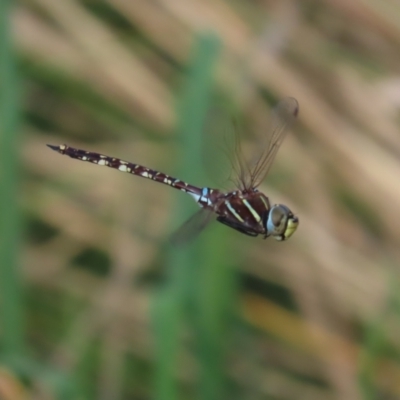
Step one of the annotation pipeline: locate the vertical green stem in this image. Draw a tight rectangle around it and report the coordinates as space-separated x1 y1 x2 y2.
153 32 221 400
195 228 237 400
0 0 25 356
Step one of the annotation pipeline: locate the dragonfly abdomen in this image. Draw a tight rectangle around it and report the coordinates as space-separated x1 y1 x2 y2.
47 144 204 199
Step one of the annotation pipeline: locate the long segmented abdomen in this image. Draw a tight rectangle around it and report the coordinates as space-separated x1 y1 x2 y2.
47 144 203 198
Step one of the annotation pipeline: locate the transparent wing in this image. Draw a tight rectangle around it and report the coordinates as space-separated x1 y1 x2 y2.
169 208 215 246
202 108 241 190
243 97 299 189
201 97 298 192
202 107 250 191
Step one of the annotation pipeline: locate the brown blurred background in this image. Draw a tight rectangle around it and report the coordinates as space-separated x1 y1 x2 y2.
4 0 400 399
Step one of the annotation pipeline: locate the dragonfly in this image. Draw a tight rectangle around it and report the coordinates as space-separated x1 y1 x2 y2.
47 97 299 243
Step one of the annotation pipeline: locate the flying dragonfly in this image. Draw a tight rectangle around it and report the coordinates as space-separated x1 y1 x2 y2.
47 97 299 244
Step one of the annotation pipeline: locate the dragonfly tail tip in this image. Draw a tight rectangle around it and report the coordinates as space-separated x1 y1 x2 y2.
47 144 62 152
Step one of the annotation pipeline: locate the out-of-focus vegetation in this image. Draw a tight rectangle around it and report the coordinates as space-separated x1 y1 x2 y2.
1 0 400 399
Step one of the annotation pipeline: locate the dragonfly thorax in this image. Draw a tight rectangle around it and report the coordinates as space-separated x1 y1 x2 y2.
198 188 297 240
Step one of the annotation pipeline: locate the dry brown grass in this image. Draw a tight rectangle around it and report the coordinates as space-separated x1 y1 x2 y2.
15 0 400 398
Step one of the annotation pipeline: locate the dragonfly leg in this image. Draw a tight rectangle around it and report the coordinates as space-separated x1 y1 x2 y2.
216 216 259 237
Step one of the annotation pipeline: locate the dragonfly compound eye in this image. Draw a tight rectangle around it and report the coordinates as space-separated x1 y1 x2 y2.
266 204 298 241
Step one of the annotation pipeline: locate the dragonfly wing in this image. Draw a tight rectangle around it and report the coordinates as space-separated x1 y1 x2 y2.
245 97 299 189
169 208 215 246
202 107 242 190
202 107 252 191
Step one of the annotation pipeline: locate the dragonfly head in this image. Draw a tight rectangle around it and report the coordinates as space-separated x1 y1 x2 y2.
265 204 298 241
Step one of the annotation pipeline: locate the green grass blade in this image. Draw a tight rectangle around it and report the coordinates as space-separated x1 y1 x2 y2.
0 0 25 357
153 32 221 400
194 228 238 400
357 269 396 399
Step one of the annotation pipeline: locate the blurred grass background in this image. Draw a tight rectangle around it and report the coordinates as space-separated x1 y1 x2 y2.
1 0 400 399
